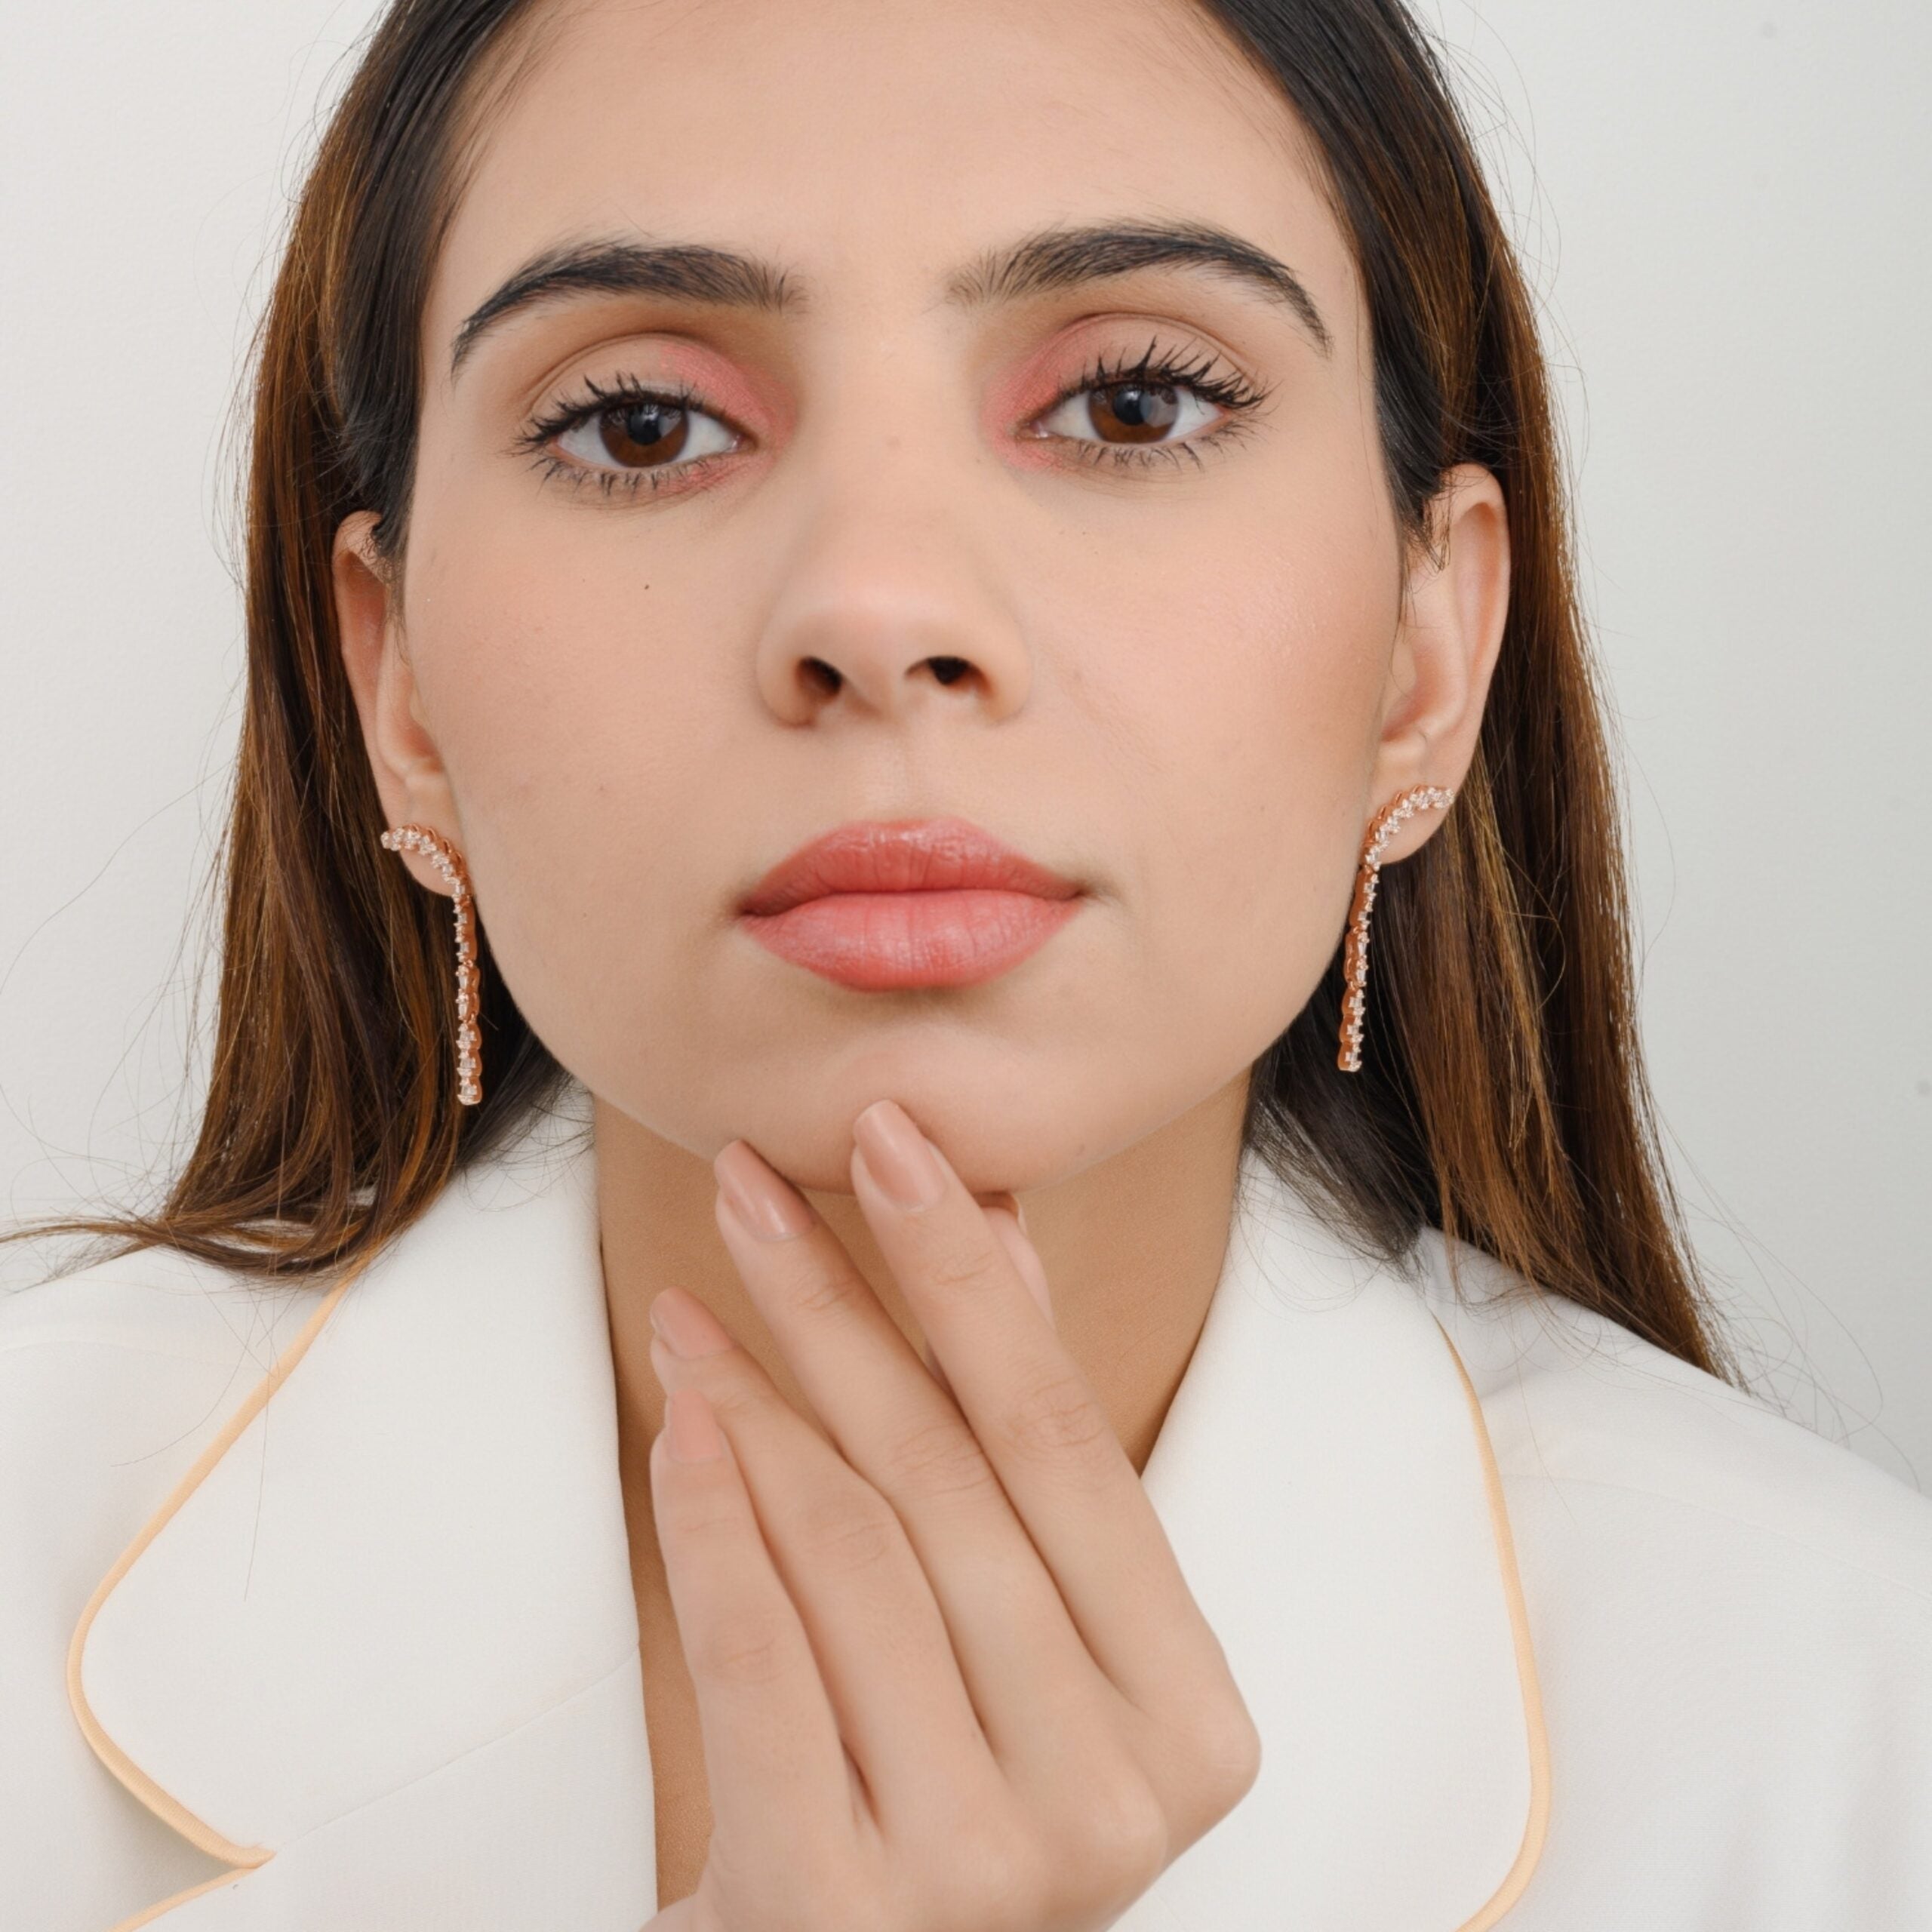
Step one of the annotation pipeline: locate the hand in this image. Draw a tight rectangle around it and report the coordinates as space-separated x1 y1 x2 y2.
641 1098 1261 1932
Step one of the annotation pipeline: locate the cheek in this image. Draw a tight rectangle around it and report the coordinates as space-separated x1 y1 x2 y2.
395 509 734 1068
1090 478 1399 1026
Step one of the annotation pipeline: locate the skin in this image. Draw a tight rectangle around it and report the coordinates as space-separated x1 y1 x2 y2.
334 0 1509 1919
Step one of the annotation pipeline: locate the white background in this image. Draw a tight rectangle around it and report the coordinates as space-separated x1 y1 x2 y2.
2 2 1927 1483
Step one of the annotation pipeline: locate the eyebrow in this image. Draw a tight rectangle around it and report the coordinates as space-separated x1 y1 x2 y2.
448 217 1332 378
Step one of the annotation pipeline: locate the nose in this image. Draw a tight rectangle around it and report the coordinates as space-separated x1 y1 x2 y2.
749 485 1033 730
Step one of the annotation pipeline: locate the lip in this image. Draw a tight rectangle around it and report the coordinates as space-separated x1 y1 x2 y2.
737 816 1086 991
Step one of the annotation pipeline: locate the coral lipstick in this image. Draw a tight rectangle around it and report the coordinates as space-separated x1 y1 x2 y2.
736 817 1085 990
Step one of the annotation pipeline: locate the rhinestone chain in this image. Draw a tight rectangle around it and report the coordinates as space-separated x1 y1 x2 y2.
1337 784 1456 1073
379 825 483 1105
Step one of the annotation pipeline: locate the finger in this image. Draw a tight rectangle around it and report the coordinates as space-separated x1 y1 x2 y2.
985 1204 1055 1331
848 1100 1229 1727
920 1206 1054 1401
648 1289 1001 1834
919 1334 956 1407
926 1195 1045 1398
648 1383 854 1874
709 1152 1116 1787
924 1194 1014 1401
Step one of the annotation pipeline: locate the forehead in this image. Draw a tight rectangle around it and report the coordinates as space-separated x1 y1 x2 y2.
427 0 1360 367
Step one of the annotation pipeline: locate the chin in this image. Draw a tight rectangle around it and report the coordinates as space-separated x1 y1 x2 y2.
715 1051 1202 1200
568 964 1234 1195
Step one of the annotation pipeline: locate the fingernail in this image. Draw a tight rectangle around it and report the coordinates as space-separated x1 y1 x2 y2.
665 1386 724 1463
853 1100 945 1211
713 1140 815 1242
649 1287 734 1359
986 1206 1056 1330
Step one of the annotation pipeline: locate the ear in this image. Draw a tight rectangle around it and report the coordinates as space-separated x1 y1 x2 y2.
333 510 461 897
1366 462 1511 863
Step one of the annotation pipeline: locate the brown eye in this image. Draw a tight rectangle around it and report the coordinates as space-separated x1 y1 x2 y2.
552 390 737 475
1037 374 1218 451
595 400 691 466
1084 382 1183 443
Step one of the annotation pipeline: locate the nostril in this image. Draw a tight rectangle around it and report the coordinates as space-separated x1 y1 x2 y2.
928 656 971 686
801 657 842 696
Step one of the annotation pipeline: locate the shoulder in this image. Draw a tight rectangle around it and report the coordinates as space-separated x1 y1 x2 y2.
0 1237 337 1567
1410 1235 1932 1921
1414 1221 1932 1799
4 1234 297 1357
1413 1225 1932 1601
0 1238 328 1469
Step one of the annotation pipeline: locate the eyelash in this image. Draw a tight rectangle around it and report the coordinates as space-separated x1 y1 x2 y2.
511 336 1275 500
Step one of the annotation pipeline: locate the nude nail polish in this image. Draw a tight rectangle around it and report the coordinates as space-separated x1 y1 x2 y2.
713 1139 815 1241
649 1287 734 1358
854 1099 946 1211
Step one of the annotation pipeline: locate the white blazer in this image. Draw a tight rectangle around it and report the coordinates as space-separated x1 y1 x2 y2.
5 1078 1930 1931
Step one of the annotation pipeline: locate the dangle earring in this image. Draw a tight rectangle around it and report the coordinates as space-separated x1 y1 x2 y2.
1336 783 1456 1073
378 823 484 1106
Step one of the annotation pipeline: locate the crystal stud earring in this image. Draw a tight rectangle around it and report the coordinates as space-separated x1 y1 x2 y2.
1337 783 1456 1073
378 823 483 1106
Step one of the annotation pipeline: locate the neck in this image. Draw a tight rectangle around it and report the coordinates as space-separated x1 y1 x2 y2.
595 1077 1251 1493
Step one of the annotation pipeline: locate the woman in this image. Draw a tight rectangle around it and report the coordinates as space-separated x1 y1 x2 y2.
5 0 1929 1926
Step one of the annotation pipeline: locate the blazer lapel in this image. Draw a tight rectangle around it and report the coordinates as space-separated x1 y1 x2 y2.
71 1082 656 1928
1120 1146 1546 1929
71 1084 1543 1929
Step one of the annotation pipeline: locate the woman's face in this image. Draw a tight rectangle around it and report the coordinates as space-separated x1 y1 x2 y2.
339 0 1506 1195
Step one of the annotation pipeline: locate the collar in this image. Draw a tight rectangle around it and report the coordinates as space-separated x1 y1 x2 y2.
69 1081 1546 1928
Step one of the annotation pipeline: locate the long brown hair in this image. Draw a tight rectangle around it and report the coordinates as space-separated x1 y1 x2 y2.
9 0 1738 1383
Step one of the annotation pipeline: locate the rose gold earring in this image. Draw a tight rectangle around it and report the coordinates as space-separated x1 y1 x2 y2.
378 823 483 1106
1336 783 1456 1073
